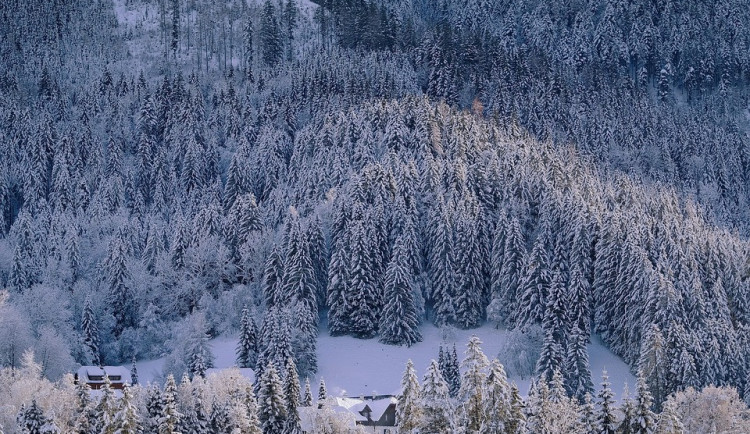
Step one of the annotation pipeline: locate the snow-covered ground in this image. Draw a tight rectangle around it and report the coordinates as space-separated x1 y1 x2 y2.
135 324 635 401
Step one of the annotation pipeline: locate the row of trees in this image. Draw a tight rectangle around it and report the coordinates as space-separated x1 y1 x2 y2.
5 338 750 433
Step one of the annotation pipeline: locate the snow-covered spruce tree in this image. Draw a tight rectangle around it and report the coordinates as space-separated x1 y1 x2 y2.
481 359 511 433
16 400 59 434
638 323 667 409
112 385 141 434
130 356 138 386
515 223 552 328
237 307 258 369
260 0 282 67
186 386 210 434
447 344 461 398
74 380 96 434
281 216 317 321
565 325 593 402
186 312 214 379
95 376 117 434
429 205 455 326
145 385 164 434
209 401 231 434
160 374 182 434
632 370 657 434
326 239 351 336
619 384 636 434
242 386 263 434
103 229 136 337
302 379 313 407
654 398 683 434
420 359 454 433
458 336 489 431
291 299 318 378
535 269 567 384
597 370 618 434
258 363 287 433
507 383 527 434
262 246 284 309
282 358 302 434
580 393 597 433
317 378 327 407
379 233 422 346
397 359 421 433
306 216 328 306
453 212 484 329
347 220 379 338
81 295 101 366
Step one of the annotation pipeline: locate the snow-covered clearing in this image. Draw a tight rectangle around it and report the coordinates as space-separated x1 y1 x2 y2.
135 323 635 401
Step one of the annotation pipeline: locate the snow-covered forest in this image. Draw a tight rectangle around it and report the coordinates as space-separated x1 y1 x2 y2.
2 0 750 432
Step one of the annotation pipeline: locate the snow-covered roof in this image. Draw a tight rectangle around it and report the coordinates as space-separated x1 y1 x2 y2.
362 397 397 422
328 395 397 423
77 366 131 384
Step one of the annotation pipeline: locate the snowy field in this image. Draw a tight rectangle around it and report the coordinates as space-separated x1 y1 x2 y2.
135 324 635 401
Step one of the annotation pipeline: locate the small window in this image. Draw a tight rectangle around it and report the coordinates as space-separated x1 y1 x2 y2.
108 375 121 381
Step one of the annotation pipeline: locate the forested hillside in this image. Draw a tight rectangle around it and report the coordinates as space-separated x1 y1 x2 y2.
1 0 750 431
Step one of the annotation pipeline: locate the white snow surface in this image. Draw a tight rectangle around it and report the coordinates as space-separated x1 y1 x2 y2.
136 324 635 401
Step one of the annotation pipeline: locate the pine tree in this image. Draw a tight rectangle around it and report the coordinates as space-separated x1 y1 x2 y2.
482 359 512 433
633 371 657 434
130 357 139 386
186 313 213 379
597 371 618 434
258 363 287 433
397 360 421 433
188 387 209 434
565 325 593 402
74 380 95 434
282 358 302 434
95 376 117 434
306 217 328 305
507 384 527 434
262 247 284 309
447 344 461 398
81 295 101 366
458 336 489 431
619 384 636 434
209 401 231 434
347 221 379 338
160 374 182 434
260 0 282 67
379 234 422 346
453 214 484 329
654 399 683 434
104 230 136 337
326 242 351 336
242 386 263 434
17 400 58 434
516 227 552 328
577 392 596 432
317 378 327 407
302 379 313 407
112 386 142 434
237 307 258 369
429 207 455 326
420 360 454 433
145 386 164 434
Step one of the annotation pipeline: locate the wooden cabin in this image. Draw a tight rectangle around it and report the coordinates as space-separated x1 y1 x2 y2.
75 366 131 390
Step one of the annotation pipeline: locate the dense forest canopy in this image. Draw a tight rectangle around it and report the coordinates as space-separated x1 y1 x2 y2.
1 0 750 431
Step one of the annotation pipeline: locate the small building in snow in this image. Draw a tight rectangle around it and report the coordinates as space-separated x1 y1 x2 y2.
75 366 131 390
300 395 397 434
349 395 397 433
